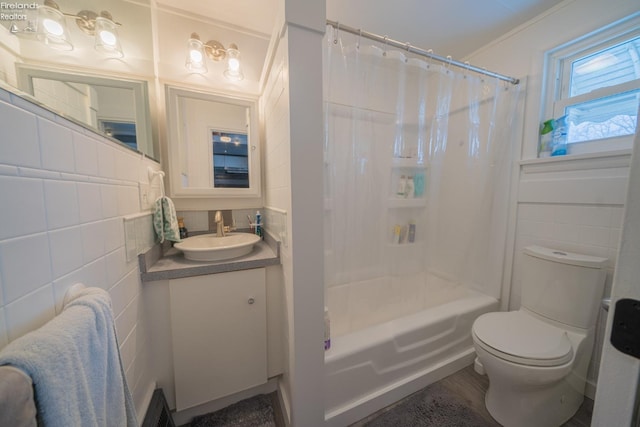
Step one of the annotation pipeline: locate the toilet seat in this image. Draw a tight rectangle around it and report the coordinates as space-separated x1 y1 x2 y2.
473 311 573 367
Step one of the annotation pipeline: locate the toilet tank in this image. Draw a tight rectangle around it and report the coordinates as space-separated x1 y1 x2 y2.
521 245 607 329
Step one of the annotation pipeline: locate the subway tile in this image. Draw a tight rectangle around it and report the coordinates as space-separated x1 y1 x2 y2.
577 206 611 227
38 117 75 173
0 101 40 168
73 132 99 176
97 142 116 179
44 180 79 229
553 205 583 225
77 182 103 223
81 221 106 263
81 257 107 290
115 297 138 347
0 176 46 240
578 225 611 248
105 247 128 287
114 151 141 183
109 269 140 317
104 217 124 253
0 233 52 303
5 285 56 342
101 184 119 219
117 185 140 216
10 95 56 121
609 227 622 251
610 207 625 229
48 226 84 278
118 324 137 372
551 222 580 243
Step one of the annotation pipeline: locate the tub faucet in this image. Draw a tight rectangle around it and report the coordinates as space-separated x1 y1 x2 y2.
214 210 225 237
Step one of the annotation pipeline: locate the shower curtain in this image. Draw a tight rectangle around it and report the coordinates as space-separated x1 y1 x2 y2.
323 25 520 301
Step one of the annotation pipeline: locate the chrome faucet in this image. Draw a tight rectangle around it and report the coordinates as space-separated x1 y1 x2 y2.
214 210 225 237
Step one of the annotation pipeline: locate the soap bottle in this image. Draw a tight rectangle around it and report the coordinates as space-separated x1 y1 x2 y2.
178 217 188 239
551 115 568 156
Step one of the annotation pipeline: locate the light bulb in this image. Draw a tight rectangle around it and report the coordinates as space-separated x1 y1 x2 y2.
228 58 240 72
190 49 203 63
42 18 63 36
99 30 117 46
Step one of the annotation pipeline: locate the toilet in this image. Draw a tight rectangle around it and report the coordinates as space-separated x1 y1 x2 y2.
472 245 607 427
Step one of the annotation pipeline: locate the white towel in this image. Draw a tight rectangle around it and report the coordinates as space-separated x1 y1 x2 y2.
0 287 138 427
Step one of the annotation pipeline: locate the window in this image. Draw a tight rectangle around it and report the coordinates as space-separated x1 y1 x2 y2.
543 14 640 156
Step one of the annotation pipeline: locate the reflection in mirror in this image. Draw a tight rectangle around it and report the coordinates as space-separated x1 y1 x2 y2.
212 131 249 188
0 0 156 158
166 85 260 199
16 65 153 157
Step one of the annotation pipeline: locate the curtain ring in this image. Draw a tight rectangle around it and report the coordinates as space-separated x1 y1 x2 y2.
334 22 340 44
405 42 411 52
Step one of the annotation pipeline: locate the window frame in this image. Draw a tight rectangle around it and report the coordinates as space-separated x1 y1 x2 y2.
542 13 640 156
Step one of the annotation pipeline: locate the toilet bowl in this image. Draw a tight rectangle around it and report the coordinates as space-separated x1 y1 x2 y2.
472 246 607 427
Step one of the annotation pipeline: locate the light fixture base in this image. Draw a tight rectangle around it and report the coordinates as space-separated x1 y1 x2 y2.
75 10 98 35
204 40 226 61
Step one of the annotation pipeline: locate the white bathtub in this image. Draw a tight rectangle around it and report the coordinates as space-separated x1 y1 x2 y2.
324 273 498 426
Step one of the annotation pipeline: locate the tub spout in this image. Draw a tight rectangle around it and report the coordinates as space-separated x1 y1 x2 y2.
215 210 225 237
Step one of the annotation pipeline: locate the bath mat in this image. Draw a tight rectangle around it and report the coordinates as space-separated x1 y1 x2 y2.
361 383 491 427
190 394 276 427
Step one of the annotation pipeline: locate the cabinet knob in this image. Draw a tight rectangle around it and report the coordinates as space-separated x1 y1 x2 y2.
248 297 255 305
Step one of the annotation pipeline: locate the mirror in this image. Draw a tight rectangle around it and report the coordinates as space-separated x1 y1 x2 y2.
16 65 154 156
0 0 157 159
165 85 261 198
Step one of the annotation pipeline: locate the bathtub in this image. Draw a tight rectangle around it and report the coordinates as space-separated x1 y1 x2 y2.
324 272 499 426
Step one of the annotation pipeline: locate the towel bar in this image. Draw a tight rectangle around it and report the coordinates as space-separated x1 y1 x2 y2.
62 283 86 310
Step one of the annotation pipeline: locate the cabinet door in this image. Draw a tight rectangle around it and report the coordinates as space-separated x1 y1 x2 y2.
169 268 267 411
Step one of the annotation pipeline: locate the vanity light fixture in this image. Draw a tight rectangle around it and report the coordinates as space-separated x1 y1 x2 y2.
17 0 124 57
185 33 244 81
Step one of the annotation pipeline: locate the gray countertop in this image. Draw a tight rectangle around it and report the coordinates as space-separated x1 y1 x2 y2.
140 238 280 282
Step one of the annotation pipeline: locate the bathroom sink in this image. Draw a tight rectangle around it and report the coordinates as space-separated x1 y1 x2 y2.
174 233 261 261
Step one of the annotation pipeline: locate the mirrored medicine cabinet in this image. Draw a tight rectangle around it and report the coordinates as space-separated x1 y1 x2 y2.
165 85 261 199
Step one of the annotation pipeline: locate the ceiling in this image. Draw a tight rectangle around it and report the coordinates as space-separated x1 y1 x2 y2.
163 0 563 60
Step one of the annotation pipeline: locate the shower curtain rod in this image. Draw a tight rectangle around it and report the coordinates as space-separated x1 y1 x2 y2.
326 20 520 85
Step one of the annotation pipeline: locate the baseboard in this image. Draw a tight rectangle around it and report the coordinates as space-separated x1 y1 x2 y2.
277 378 291 427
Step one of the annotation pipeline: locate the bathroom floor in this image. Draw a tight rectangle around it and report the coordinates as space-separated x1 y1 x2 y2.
350 365 593 426
184 365 592 426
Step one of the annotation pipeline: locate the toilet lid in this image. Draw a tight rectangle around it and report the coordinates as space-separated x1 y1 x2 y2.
473 311 573 367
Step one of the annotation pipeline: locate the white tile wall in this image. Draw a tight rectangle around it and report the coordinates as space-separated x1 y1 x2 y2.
0 89 159 419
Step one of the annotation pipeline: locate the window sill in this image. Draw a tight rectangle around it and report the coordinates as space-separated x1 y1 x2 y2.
519 149 632 173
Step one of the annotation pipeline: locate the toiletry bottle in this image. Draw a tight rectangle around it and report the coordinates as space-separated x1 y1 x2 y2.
178 217 188 239
413 173 425 197
393 224 401 244
539 119 554 157
396 175 407 197
551 115 568 156
406 176 415 198
408 222 416 243
324 306 331 350
255 210 263 239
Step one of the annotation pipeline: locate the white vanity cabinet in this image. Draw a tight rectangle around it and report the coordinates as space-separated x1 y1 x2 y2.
169 268 267 411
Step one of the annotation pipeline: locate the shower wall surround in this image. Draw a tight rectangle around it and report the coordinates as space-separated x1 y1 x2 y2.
0 87 159 418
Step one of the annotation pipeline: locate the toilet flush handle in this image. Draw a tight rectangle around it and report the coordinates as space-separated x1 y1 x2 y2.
602 298 611 312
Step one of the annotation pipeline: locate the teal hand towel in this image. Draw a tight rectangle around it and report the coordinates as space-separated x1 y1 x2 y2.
153 196 181 243
0 287 138 427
